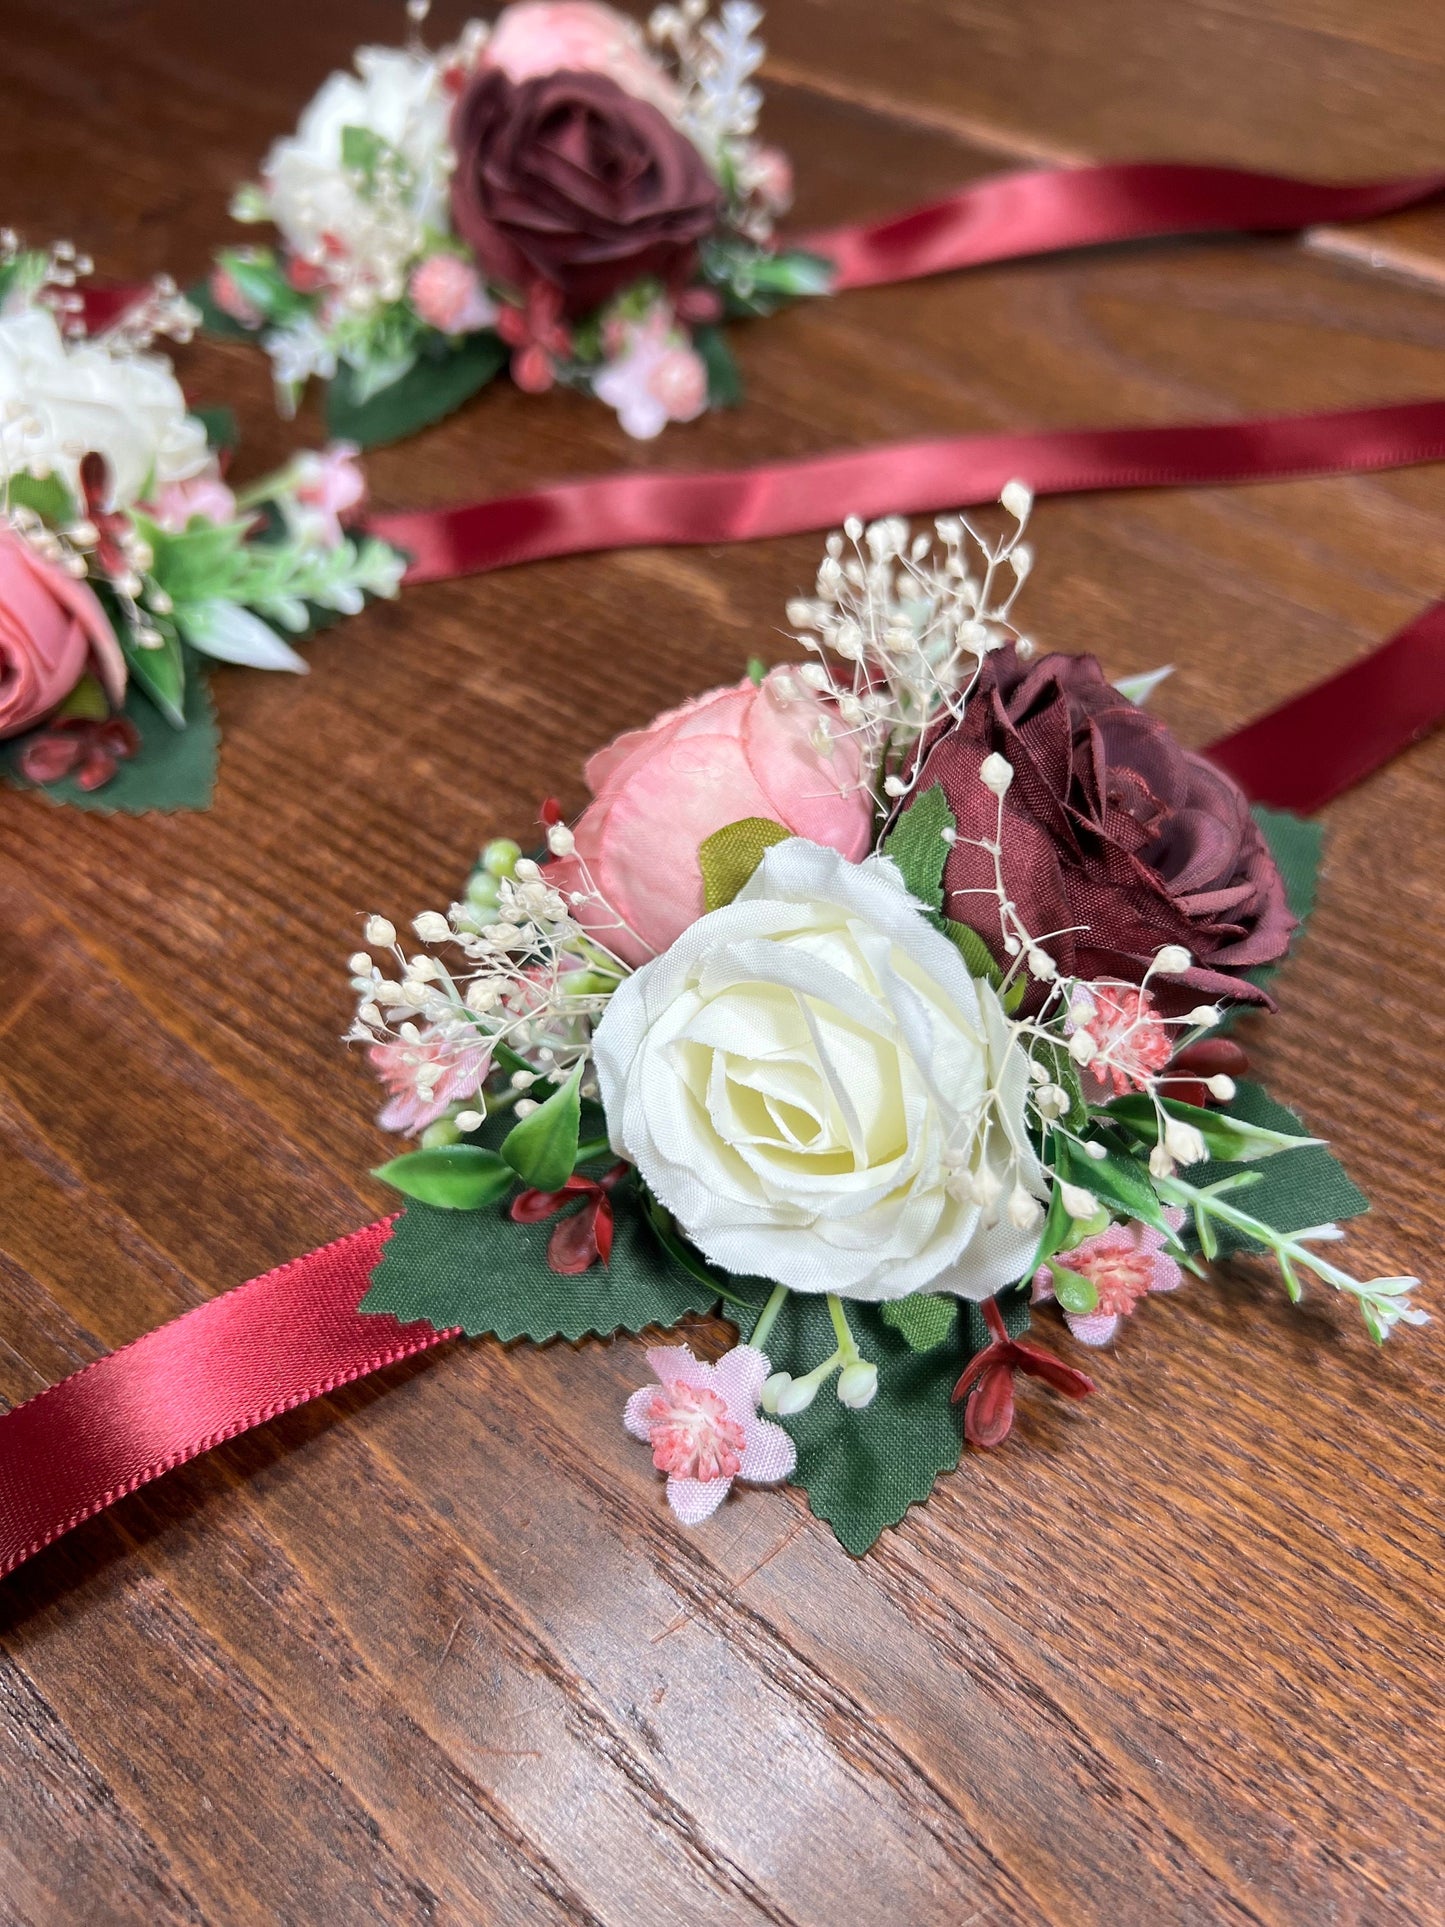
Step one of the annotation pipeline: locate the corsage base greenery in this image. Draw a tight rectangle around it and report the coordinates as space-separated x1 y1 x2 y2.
351 492 1423 1555
0 237 404 812
204 2 830 446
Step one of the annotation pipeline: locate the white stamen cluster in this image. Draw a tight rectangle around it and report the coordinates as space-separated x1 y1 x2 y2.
348 856 630 1124
782 484 1038 802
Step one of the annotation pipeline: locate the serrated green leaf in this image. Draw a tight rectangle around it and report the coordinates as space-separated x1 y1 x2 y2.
0 666 218 813
1178 1080 1368 1256
878 1293 958 1353
325 331 506 448
883 784 954 915
697 816 789 911
192 405 239 453
372 1145 514 1210
360 1178 719 1340
731 1286 969 1556
501 1062 583 1191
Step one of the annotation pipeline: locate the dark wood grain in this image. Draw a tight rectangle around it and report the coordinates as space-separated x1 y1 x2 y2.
2 2 1445 1921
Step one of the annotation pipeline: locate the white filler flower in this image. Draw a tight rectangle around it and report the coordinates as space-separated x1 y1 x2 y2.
594 838 1046 1301
0 307 210 509
260 47 451 301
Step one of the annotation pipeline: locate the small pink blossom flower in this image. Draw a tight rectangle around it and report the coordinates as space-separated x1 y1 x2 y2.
592 310 708 440
1069 982 1173 1099
369 1031 492 1135
624 1344 796 1525
291 443 367 547
209 265 263 328
409 254 498 335
1033 1210 1187 1346
748 144 794 214
149 473 240 533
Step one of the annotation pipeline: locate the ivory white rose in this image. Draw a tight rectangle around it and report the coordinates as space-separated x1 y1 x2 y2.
593 839 1046 1302
0 308 210 509
260 47 452 301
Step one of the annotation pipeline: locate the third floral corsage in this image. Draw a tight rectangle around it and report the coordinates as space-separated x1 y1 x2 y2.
204 1 825 444
0 237 404 811
351 489 1424 1554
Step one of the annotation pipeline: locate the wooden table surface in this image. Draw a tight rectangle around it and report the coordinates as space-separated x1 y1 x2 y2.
3 3 1444 1921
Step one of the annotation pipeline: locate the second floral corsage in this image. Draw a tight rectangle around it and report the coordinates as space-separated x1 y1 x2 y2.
203 1 827 444
0 238 404 811
348 488 1424 1554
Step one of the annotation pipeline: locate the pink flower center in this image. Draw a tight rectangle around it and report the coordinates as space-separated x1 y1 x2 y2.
1080 985 1172 1095
645 1383 745 1482
1072 1244 1158 1318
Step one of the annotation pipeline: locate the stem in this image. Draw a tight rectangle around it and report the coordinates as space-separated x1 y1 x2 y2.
1156 1174 1422 1339
826 1293 860 1365
751 1282 789 1351
574 1134 612 1165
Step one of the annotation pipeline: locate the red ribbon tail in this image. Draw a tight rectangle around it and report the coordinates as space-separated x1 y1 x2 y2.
797 161 1445 292
0 1220 454 1581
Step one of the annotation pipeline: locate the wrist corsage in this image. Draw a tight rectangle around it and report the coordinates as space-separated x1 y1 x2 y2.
203 1 827 445
0 237 405 811
350 488 1424 1554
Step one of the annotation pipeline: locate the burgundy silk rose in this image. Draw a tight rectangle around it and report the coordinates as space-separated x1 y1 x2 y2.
913 646 1295 1008
449 67 722 317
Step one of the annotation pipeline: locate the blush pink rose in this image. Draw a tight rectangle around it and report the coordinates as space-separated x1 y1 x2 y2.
0 530 125 739
482 1 682 119
546 670 875 966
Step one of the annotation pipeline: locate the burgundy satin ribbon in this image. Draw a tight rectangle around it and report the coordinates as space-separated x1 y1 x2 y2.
369 398 1445 583
800 161 1445 291
3 590 1444 1580
0 1221 454 1580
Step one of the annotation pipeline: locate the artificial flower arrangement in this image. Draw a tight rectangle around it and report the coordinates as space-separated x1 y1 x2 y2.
349 487 1424 1554
202 0 826 445
0 237 405 811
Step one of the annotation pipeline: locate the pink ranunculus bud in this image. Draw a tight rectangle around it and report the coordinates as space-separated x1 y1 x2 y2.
291 443 368 546
209 264 264 327
749 144 794 214
0 529 125 740
647 344 707 424
408 254 498 335
483 1 682 119
544 670 875 967
148 473 240 534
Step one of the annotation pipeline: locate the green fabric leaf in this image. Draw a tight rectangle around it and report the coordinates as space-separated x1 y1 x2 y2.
500 1063 583 1190
878 1293 958 1353
693 324 743 408
325 331 507 448
1246 805 1323 993
372 1146 515 1210
1059 1139 1175 1239
1106 1091 1322 1163
943 917 1003 988
361 1177 720 1341
731 1286 969 1556
1181 1080 1368 1255
192 405 239 453
697 816 789 911
0 670 218 814
122 620 188 728
883 784 954 914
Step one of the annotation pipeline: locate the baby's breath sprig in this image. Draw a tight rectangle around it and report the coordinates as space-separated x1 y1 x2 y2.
782 484 1038 805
